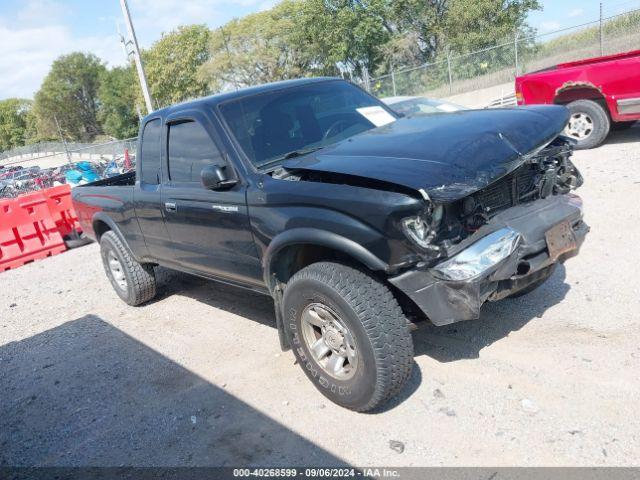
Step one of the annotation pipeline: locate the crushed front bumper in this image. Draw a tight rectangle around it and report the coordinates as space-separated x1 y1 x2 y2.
389 195 589 326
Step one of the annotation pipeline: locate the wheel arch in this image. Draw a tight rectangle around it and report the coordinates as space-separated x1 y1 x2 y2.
553 82 609 113
263 228 389 293
92 213 141 262
92 216 112 241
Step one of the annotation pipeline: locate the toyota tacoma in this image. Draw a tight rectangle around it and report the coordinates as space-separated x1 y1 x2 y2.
72 78 588 412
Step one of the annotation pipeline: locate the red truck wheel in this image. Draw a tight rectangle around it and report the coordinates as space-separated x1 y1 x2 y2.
564 100 610 150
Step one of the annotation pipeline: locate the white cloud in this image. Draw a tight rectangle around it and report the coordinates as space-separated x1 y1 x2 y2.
16 0 70 24
128 0 270 45
0 0 279 99
539 20 562 32
567 8 584 18
0 24 124 99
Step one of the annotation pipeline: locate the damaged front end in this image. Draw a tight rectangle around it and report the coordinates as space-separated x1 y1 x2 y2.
390 137 588 326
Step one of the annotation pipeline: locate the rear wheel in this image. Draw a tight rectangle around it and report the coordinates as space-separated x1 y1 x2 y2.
283 262 413 412
100 231 156 306
564 99 610 150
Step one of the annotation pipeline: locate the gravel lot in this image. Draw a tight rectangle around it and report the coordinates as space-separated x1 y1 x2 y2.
1 125 639 467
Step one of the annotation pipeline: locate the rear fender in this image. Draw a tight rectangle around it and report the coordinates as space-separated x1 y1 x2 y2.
92 213 142 262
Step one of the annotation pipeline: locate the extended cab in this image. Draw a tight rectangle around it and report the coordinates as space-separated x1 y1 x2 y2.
516 49 640 149
73 78 588 411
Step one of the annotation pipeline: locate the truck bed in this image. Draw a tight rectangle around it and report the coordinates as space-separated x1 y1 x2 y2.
555 49 640 70
81 171 136 187
72 171 138 244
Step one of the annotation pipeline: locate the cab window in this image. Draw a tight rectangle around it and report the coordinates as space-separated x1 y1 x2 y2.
168 120 225 183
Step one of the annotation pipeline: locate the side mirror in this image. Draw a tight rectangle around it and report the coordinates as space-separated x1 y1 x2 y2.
201 164 237 190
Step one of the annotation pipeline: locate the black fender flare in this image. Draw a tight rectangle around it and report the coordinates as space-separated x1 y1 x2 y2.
262 228 388 291
92 213 142 262
263 228 389 352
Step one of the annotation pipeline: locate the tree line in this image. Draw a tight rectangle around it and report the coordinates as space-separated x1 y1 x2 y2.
0 0 539 150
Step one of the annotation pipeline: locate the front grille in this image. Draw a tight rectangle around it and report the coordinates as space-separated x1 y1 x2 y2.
474 163 541 215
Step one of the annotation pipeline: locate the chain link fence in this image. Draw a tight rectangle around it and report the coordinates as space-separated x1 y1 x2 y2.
1 138 137 199
1 138 137 165
370 5 640 102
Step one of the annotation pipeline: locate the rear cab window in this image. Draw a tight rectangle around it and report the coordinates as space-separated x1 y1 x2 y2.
139 119 162 185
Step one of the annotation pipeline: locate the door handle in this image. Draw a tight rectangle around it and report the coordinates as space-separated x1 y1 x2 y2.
165 202 177 213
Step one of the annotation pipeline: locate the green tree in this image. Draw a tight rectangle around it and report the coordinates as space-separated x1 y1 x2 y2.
381 0 541 66
300 0 391 77
33 52 105 142
0 98 32 151
199 0 540 89
199 1 331 91
143 24 211 108
98 65 141 139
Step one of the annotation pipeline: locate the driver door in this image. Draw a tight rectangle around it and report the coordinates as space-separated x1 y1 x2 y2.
161 112 262 287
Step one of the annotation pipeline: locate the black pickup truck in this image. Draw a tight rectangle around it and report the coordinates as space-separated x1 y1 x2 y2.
73 78 588 411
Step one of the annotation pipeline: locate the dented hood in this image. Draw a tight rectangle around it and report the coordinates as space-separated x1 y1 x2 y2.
283 105 569 202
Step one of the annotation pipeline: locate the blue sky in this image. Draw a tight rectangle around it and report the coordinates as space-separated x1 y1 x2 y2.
0 0 638 100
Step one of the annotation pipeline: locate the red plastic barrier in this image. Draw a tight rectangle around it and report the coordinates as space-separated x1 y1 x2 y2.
0 192 66 272
124 148 132 170
42 184 82 238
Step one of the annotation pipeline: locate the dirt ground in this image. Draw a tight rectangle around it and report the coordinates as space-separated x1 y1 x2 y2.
1 125 639 468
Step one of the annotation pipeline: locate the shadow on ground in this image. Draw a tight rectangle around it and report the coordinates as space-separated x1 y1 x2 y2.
0 315 347 467
147 261 569 408
412 264 570 362
153 265 569 366
151 268 423 413
604 122 639 146
154 268 276 328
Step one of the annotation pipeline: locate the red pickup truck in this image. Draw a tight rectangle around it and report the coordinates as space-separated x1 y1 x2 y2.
515 49 640 149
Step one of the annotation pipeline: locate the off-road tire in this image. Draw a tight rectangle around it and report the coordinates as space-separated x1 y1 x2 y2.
566 99 610 150
283 262 414 412
100 230 156 306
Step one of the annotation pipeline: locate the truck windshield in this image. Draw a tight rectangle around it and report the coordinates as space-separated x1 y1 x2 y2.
218 80 395 169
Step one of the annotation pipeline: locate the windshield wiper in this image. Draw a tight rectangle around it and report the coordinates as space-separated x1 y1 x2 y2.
258 146 324 170
282 146 324 160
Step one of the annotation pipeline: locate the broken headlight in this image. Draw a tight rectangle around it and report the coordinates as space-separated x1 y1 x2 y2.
432 228 521 281
402 205 443 249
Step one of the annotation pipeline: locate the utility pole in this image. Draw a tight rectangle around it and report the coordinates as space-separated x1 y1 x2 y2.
599 2 604 56
119 0 154 113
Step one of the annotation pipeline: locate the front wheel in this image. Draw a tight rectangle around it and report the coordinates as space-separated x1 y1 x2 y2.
283 262 414 412
564 99 610 150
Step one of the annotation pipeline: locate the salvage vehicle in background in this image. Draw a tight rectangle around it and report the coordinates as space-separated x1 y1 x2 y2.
516 49 640 149
382 96 467 116
72 78 588 412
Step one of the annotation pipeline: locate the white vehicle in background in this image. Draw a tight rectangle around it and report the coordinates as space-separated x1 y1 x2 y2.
381 96 467 117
